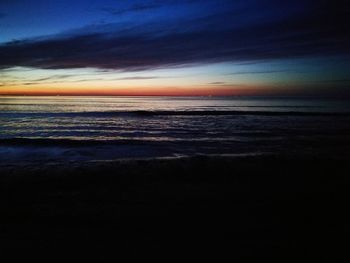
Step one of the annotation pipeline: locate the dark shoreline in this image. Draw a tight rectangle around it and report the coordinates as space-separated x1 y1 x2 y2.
1 155 349 260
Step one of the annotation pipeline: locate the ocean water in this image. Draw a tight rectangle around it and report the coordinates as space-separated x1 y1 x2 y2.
1 96 350 163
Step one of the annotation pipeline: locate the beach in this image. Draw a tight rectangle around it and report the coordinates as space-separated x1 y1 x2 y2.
1 96 349 260
1 155 349 260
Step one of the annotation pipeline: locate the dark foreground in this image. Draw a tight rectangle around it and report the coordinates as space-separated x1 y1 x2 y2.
1 156 349 261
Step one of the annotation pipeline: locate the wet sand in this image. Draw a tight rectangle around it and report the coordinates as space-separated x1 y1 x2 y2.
0 155 349 261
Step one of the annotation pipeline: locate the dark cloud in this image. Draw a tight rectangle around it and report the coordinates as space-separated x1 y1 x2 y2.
308 79 350 83
33 74 72 82
101 3 160 16
114 76 160 80
0 0 349 72
208 82 226 85
228 70 292 75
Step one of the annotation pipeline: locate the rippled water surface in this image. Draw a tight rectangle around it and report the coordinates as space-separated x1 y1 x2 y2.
1 96 350 162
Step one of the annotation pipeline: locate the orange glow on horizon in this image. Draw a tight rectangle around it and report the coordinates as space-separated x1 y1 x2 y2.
0 84 282 96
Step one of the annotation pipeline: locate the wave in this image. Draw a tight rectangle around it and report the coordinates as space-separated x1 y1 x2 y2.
1 110 349 118
0 134 282 146
0 138 165 146
0 137 245 146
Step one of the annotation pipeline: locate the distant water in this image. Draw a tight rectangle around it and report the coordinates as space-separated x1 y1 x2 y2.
1 96 350 163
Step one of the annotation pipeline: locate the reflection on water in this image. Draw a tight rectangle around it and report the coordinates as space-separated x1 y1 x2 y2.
0 96 350 161
1 96 349 114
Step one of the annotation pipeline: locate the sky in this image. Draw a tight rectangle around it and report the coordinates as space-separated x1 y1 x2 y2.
0 0 349 96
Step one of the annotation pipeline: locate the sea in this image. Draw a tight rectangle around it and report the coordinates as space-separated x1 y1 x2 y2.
1 96 350 164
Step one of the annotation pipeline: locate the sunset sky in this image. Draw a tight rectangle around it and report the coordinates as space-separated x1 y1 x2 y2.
0 0 349 96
